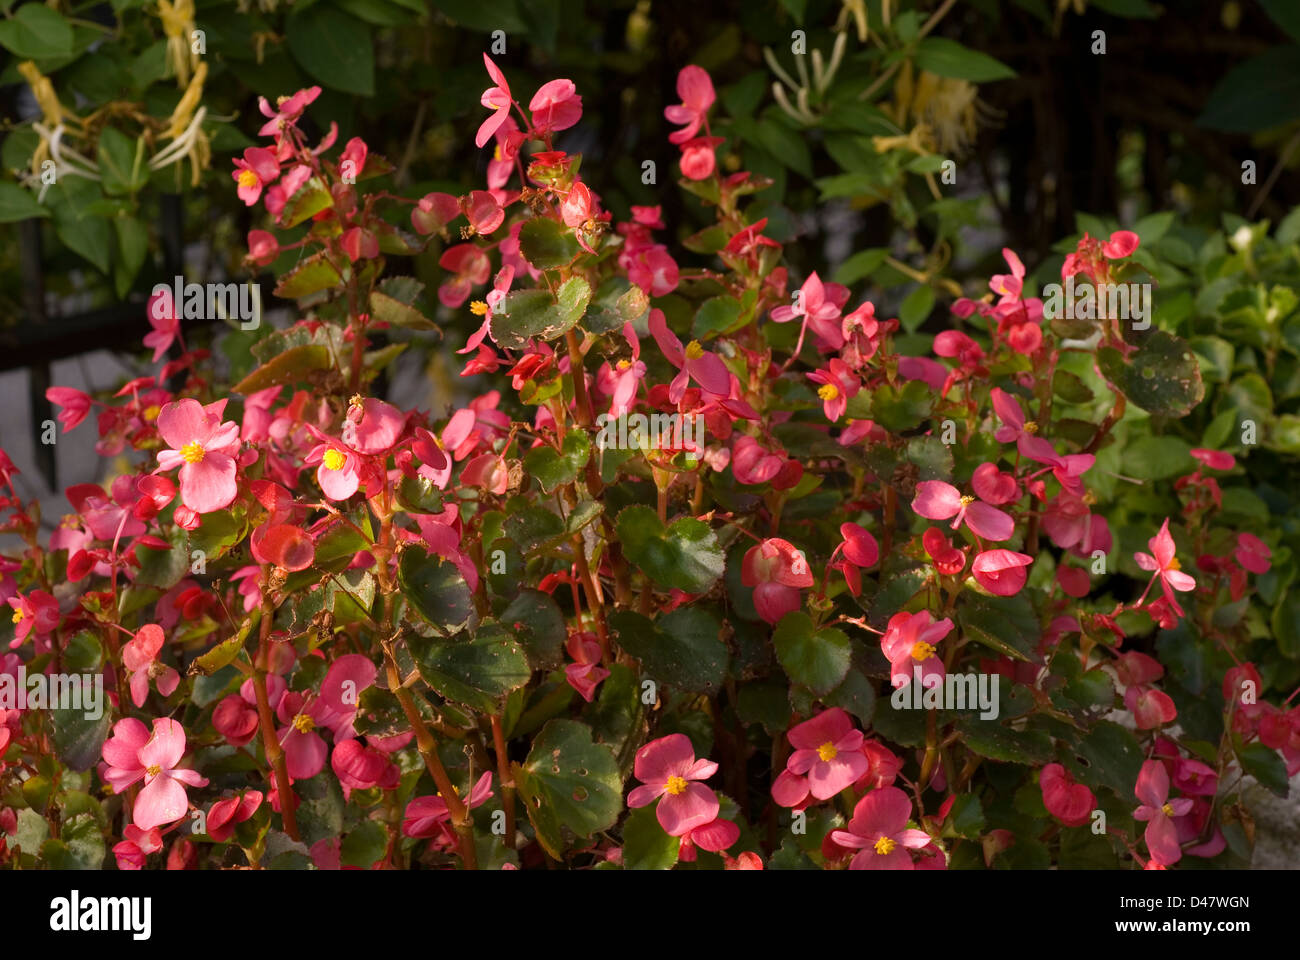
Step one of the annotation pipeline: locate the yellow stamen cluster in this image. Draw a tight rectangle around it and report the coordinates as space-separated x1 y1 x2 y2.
1023 421 1039 435
1161 803 1175 818
11 609 23 625
959 495 975 507
1168 558 1181 571
818 383 840 402
469 300 490 317
664 775 688 796
684 340 705 360
146 764 163 778
322 448 347 471
874 836 898 855
292 714 316 734
817 741 838 762
911 641 936 662
180 441 205 464
237 169 259 189
143 405 162 422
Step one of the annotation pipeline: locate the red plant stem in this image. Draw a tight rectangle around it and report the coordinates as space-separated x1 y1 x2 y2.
253 566 299 841
490 715 516 849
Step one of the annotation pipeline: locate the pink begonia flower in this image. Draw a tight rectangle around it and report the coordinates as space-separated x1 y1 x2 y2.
771 708 869 807
912 479 1014 541
1018 433 1095 496
1235 533 1271 574
144 288 181 362
990 387 1034 444
102 717 209 831
1040 763 1095 827
231 146 280 206
664 65 715 144
627 734 720 836
340 226 378 262
123 624 180 707
565 631 609 702
275 691 330 780
263 164 311 221
155 399 241 514
1102 229 1140 259
831 786 932 870
403 771 494 839
1133 759 1192 866
460 267 514 353
1135 518 1196 616
741 537 813 624
331 739 399 793
770 271 843 332
1041 492 1111 556
346 397 408 455
339 136 367 181
250 522 316 572
463 190 504 236
854 740 904 793
316 653 378 739
560 180 597 230
112 825 164 870
833 521 879 596
971 461 1018 505
1152 739 1219 797
731 434 786 485
45 385 93 432
678 135 723 180
257 86 321 138
881 610 953 690
438 243 492 308
305 441 361 500
897 355 947 392
7 589 59 648
1124 684 1178 729
476 54 513 148
807 359 859 421
206 790 263 842
971 549 1034 597
460 452 510 494
247 229 279 267
677 817 739 862
412 191 461 235
1190 447 1235 471
529 78 582 133
648 308 730 403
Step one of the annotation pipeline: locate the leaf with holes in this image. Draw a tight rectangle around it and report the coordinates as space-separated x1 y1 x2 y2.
491 278 591 349
512 719 623 860
499 589 567 668
1097 331 1204 418
408 620 531 712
